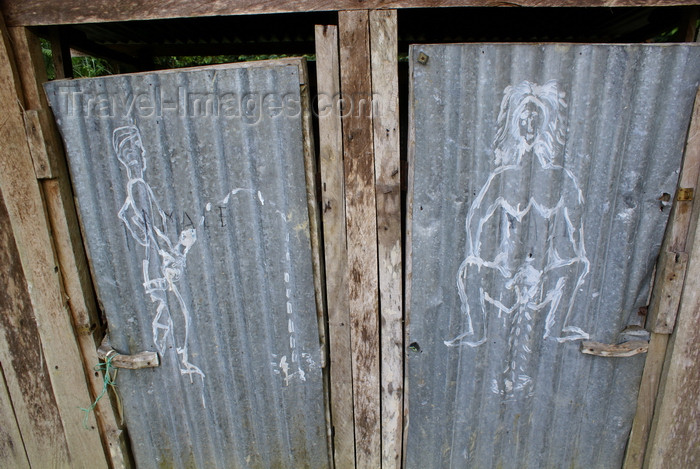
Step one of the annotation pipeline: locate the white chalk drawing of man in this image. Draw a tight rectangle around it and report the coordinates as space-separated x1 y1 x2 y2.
445 80 590 398
114 125 204 383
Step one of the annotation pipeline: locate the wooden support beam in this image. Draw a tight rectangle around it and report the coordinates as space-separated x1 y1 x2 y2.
645 86 700 333
339 9 381 469
296 56 337 469
0 18 109 469
623 332 670 469
643 164 700 468
624 82 700 469
7 27 63 178
0 185 71 468
677 6 699 42
403 37 418 469
369 10 403 469
2 0 699 27
48 27 73 79
8 24 128 469
315 24 356 469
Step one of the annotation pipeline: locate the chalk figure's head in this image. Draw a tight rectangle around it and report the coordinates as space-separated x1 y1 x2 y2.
113 125 146 173
493 80 566 166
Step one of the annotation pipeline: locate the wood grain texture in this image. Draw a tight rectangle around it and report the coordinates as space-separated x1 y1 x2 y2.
623 332 670 469
369 10 403 469
1 0 698 27
646 251 689 333
645 89 699 332
48 26 73 79
315 24 356 469
297 56 336 469
580 340 649 357
667 88 700 254
7 27 63 178
0 184 71 468
0 365 30 469
97 335 159 369
9 24 126 468
625 82 700 469
644 167 700 468
0 19 108 469
339 10 381 469
402 44 418 469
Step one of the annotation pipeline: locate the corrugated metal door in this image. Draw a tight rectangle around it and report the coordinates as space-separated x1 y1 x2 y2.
44 60 329 468
406 44 699 468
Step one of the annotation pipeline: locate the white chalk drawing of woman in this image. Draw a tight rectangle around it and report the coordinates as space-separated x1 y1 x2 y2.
445 80 590 398
114 125 204 383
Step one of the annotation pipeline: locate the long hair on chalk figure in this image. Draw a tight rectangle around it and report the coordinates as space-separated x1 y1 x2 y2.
493 80 567 168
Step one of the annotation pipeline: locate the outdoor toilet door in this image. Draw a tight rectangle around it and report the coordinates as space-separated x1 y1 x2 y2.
405 43 699 468
44 59 329 469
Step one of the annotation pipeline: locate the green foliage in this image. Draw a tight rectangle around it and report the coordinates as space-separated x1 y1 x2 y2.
154 53 315 69
72 56 114 78
651 20 700 43
40 39 315 79
40 38 55 80
40 38 114 79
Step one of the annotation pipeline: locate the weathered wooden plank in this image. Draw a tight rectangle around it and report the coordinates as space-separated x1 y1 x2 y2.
48 26 73 79
0 365 30 469
646 251 689 333
297 56 336 469
0 18 108 469
624 81 700 469
339 9 381 469
642 50 700 467
644 168 700 468
315 24 356 469
667 88 700 254
678 6 699 42
369 9 403 469
402 39 418 469
9 23 126 468
646 87 700 333
7 27 63 178
0 187 67 469
623 332 670 469
2 0 698 27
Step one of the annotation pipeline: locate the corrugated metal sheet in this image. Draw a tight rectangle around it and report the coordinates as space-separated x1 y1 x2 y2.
45 60 329 469
407 44 700 469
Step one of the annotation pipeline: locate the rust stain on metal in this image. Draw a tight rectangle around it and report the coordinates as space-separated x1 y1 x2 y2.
677 187 694 201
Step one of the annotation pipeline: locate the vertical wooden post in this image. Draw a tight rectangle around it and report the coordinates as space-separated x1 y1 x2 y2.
0 183 70 469
339 10 381 469
0 26 108 469
624 88 700 469
8 25 127 469
49 26 73 79
8 27 62 178
369 10 403 469
316 24 356 469
1 19 112 469
643 166 700 467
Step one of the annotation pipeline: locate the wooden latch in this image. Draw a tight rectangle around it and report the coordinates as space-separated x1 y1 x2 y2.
97 335 160 369
580 340 649 358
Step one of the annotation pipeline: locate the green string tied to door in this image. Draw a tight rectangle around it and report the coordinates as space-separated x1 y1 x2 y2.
79 350 119 430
